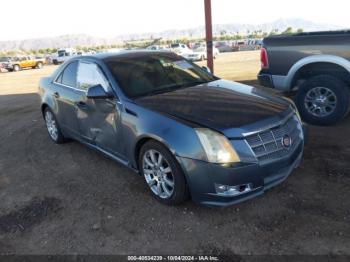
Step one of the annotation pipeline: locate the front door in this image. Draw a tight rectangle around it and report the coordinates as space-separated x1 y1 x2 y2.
75 61 124 158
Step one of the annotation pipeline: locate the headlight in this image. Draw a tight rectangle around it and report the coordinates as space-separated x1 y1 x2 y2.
195 128 240 164
283 97 302 123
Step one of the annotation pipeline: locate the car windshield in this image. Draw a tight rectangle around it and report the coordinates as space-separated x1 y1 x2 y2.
0 57 9 62
170 44 180 48
58 50 68 57
106 53 218 98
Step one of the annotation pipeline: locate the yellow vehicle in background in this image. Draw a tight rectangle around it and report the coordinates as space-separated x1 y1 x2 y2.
1 56 45 72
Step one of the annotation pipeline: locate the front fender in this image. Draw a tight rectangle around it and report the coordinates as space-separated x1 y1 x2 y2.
121 102 207 169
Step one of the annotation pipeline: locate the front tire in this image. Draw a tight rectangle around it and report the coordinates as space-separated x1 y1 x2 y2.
44 108 65 143
139 141 189 205
36 62 43 69
296 74 350 125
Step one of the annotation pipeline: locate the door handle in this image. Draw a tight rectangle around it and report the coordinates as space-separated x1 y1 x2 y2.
75 101 88 109
53 92 60 98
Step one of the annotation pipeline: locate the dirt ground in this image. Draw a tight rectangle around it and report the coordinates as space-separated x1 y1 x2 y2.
0 51 349 257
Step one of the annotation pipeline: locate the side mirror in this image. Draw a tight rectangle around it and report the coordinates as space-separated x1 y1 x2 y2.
202 66 211 74
87 84 113 99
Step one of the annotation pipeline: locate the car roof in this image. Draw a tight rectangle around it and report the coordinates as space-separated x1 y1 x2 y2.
81 49 176 62
267 30 350 38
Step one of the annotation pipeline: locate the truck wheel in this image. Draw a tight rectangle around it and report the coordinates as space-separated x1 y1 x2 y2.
296 74 350 125
13 64 20 72
36 62 43 69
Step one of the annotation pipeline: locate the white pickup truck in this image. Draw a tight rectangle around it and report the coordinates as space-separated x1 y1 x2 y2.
170 43 193 57
53 48 80 65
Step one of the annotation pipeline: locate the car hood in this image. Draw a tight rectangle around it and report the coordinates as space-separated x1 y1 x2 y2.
134 80 292 137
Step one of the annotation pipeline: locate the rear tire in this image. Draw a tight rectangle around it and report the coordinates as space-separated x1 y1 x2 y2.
296 74 350 125
36 62 43 69
138 141 189 205
43 108 66 144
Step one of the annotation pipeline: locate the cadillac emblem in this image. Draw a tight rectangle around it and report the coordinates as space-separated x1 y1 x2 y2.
282 135 292 148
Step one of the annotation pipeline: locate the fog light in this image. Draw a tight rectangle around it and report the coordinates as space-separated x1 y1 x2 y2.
215 183 253 196
215 184 228 194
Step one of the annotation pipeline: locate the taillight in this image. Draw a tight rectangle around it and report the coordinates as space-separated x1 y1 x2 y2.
260 47 269 69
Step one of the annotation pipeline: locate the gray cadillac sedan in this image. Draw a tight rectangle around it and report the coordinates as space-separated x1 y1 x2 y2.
39 51 304 207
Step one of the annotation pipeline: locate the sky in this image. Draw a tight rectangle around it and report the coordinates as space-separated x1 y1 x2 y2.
1 0 349 41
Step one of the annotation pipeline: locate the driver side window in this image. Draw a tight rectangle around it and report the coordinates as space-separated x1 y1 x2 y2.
77 62 110 92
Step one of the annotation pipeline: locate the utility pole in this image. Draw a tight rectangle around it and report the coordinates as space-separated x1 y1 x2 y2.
204 0 214 73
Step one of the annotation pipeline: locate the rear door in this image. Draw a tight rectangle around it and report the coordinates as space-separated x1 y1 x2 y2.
75 60 124 157
52 61 83 137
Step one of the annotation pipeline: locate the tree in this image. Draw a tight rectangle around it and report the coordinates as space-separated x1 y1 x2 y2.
220 30 227 37
297 28 304 33
75 45 83 51
269 29 279 36
283 27 294 35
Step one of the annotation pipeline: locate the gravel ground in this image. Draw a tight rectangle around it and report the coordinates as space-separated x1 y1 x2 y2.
0 59 349 257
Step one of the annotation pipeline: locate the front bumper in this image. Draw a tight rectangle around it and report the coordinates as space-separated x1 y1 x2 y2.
2 64 13 70
177 142 303 207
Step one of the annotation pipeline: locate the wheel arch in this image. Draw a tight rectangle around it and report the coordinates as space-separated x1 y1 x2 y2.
40 100 58 118
286 55 350 89
133 135 176 171
41 103 50 117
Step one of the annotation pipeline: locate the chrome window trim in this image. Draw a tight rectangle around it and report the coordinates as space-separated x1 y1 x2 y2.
77 60 111 93
52 81 87 93
52 60 119 100
52 60 85 92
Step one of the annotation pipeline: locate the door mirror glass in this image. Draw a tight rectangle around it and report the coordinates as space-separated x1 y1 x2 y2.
87 84 113 99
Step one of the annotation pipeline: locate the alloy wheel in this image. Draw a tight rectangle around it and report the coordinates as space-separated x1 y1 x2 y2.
45 111 58 141
304 86 337 117
142 149 175 199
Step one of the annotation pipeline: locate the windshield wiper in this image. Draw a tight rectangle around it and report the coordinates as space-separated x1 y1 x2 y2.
143 87 178 96
181 80 209 87
141 80 210 97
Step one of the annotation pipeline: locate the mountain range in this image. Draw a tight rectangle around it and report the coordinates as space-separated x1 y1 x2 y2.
0 18 344 51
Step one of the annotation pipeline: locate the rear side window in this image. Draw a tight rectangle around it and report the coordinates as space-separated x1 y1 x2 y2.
76 62 110 91
56 61 78 87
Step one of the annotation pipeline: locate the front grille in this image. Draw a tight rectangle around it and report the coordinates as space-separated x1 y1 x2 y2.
245 114 303 164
